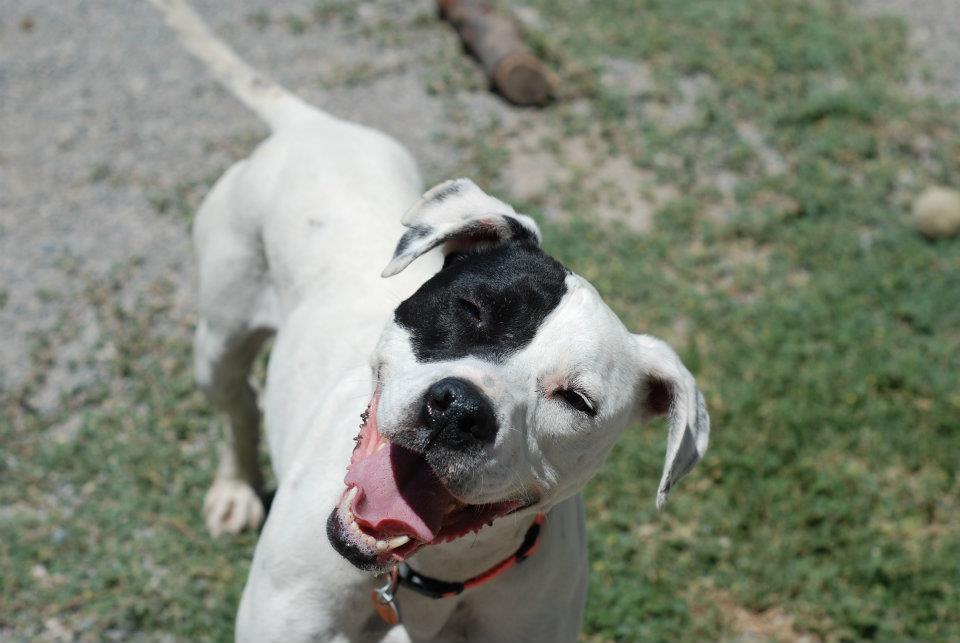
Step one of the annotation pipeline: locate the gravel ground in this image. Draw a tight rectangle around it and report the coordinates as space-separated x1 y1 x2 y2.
860 0 960 103
0 0 512 406
1 0 957 404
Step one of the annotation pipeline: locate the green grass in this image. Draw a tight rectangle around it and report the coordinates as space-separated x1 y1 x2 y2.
1 273 256 640
515 1 960 640
3 0 959 641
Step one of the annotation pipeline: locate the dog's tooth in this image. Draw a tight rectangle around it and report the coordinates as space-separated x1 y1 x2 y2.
346 511 354 523
350 521 361 533
345 486 358 506
386 535 410 550
376 540 388 551
376 442 387 452
363 534 376 547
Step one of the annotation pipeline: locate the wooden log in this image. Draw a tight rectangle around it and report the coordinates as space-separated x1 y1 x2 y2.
438 0 554 106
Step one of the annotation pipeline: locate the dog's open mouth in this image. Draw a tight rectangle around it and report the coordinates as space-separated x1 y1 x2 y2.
331 390 523 566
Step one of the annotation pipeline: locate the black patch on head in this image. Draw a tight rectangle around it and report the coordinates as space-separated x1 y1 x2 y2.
429 181 463 203
394 240 567 362
442 251 468 269
393 224 432 257
504 216 538 244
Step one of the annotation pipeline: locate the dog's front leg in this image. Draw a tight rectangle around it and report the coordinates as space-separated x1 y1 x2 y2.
194 319 271 536
191 169 279 537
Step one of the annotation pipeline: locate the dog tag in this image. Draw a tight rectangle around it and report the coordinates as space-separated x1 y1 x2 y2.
372 569 401 625
371 586 400 625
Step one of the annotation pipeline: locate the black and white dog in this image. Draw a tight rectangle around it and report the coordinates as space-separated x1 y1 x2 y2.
150 1 709 640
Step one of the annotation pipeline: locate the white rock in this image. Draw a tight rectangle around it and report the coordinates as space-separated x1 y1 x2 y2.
913 186 960 239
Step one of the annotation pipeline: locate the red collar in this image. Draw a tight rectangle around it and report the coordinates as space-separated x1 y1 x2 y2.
371 513 546 624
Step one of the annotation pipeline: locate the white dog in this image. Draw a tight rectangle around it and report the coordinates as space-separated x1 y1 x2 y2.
149 1 709 641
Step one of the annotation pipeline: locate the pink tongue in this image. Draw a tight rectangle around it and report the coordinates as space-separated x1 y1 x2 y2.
344 443 458 542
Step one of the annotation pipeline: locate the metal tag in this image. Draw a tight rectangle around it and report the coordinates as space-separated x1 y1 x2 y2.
371 577 401 625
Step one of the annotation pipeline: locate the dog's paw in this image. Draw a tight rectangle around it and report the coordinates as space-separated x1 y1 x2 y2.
203 478 264 537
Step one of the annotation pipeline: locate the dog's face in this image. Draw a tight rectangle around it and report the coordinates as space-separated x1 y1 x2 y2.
327 179 709 571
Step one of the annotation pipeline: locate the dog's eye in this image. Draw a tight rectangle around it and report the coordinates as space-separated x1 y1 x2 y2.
555 388 597 416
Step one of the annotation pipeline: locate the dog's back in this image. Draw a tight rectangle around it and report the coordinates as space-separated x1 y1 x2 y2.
148 0 428 300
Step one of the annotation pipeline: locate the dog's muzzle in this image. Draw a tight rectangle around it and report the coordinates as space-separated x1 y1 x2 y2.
327 387 527 570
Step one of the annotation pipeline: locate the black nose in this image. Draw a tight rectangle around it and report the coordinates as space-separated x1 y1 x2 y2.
423 377 497 448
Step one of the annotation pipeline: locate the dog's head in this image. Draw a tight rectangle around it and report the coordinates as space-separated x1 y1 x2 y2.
327 179 709 571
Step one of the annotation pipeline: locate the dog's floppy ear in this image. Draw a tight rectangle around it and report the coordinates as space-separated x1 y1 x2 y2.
382 178 541 278
633 334 710 509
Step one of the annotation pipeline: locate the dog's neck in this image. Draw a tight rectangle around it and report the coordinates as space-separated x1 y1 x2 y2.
403 509 539 582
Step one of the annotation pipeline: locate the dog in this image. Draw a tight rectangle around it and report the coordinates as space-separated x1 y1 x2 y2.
149 1 710 641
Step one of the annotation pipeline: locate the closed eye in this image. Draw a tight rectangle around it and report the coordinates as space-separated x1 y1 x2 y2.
555 388 597 417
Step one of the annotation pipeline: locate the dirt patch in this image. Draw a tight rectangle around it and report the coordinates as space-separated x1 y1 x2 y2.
859 0 960 103
502 119 676 233
688 581 822 643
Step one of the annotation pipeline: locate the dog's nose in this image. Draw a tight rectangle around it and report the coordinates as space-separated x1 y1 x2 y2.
423 377 497 447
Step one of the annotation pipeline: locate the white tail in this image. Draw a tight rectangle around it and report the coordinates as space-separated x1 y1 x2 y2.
146 0 319 131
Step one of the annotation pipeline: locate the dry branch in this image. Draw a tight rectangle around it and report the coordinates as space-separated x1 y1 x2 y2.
438 0 555 106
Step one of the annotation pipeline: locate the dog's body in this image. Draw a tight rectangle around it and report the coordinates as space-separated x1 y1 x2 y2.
194 92 589 643
151 2 709 641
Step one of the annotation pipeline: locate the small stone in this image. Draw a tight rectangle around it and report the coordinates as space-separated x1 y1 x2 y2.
31 564 49 582
913 186 960 239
